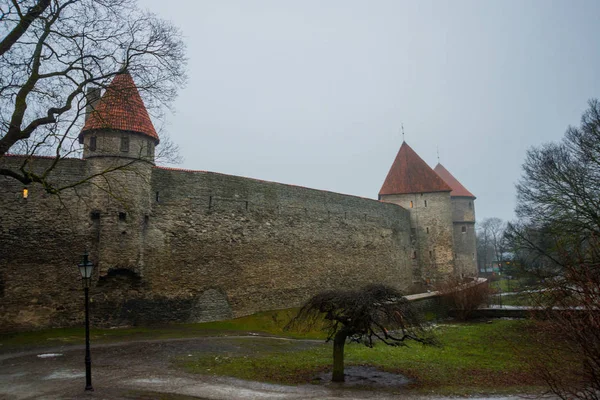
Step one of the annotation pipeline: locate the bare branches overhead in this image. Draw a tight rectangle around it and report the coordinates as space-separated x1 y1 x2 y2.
0 0 186 189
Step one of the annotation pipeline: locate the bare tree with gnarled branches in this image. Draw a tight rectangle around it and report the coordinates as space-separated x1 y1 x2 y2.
286 284 437 382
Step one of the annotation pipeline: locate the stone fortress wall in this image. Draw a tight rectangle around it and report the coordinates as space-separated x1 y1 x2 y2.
451 196 477 277
378 191 455 282
0 73 478 333
0 155 415 332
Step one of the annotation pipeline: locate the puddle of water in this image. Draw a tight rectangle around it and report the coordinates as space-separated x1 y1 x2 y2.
317 366 411 388
37 353 63 358
132 378 168 384
43 370 85 380
0 372 29 379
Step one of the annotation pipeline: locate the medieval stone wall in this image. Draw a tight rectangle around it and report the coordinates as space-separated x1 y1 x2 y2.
0 157 414 331
0 156 92 331
143 168 414 319
379 191 455 282
452 196 475 222
451 197 477 276
82 130 155 161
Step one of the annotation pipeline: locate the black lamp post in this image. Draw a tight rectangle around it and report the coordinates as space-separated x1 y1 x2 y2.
77 252 94 391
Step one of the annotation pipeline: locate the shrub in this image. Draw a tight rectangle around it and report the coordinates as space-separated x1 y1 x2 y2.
436 277 490 321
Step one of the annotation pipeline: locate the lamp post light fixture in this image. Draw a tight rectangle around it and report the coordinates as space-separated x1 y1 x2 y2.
77 252 94 391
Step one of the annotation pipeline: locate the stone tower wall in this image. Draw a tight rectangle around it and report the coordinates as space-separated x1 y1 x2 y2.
379 191 455 284
81 130 155 162
84 155 154 277
451 197 477 276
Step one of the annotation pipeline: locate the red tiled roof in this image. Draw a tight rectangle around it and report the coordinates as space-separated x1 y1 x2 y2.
433 163 476 198
80 72 159 143
379 141 452 196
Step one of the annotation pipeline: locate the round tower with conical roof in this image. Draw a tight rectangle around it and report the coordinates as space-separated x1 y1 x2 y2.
80 72 159 163
379 141 456 288
79 71 158 276
433 163 477 277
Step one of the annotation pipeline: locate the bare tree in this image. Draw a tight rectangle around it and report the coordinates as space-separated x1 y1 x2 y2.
476 223 492 273
0 0 186 192
506 99 600 399
479 218 506 272
286 284 436 382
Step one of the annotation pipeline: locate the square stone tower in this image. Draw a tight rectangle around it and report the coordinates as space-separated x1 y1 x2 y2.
378 141 455 286
433 163 478 277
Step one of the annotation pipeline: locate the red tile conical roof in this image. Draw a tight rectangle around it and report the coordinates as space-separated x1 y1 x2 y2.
433 163 476 198
379 142 452 196
80 72 159 143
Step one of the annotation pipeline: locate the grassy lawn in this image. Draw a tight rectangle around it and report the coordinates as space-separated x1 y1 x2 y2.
0 309 325 350
179 319 560 395
1 309 573 395
491 277 536 293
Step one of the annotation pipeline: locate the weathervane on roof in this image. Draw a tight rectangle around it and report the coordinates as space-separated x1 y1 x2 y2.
401 123 405 142
437 146 440 163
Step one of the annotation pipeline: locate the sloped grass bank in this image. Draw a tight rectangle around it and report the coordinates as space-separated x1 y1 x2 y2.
180 320 562 395
0 309 324 350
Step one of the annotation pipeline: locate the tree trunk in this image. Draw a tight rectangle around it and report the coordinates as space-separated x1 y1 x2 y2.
332 330 348 382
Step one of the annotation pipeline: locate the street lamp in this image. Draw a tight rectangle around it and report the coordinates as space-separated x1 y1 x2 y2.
77 252 94 391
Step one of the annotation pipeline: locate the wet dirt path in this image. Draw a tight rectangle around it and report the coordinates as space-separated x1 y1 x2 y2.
0 336 525 400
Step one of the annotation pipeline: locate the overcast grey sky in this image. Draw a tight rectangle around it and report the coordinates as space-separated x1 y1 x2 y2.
138 0 600 223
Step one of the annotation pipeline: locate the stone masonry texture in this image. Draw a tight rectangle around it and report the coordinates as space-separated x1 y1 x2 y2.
379 191 456 284
0 155 415 332
451 197 478 277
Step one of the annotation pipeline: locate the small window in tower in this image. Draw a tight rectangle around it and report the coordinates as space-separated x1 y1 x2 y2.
156 191 160 202
429 250 433 257
120 136 129 152
90 211 101 220
22 188 28 199
472 253 475 260
426 227 429 234
424 200 428 207
412 251 417 259
89 136 97 151
469 201 472 209
461 225 467 233
146 142 152 157
410 201 413 208
411 228 416 236
118 212 127 221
